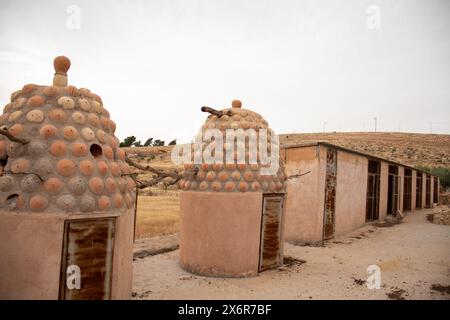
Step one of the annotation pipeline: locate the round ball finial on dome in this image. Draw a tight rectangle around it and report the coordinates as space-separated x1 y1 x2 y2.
231 99 242 109
53 56 70 87
53 56 71 74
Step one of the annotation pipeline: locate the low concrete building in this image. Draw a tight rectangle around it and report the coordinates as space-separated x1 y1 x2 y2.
281 142 440 244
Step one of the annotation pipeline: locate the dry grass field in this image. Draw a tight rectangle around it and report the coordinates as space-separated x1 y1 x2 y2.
134 193 180 239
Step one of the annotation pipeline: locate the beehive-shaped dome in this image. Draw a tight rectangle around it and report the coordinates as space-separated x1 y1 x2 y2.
180 100 286 193
0 56 135 213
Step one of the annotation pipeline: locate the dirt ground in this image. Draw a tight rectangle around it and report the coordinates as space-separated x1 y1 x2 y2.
132 208 450 300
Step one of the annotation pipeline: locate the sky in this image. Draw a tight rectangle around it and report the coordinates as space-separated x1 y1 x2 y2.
0 0 449 143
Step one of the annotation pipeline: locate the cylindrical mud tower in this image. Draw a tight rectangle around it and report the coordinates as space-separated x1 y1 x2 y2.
179 100 287 277
0 56 136 299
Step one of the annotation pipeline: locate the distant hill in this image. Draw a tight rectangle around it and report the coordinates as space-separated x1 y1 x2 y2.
279 132 450 168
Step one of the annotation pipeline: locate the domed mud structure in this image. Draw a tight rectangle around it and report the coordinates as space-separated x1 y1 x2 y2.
180 99 286 193
0 56 136 300
179 100 287 277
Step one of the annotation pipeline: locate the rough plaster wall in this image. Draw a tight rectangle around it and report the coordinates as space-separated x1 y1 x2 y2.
111 209 134 299
379 161 388 221
180 191 263 277
283 146 324 243
334 151 368 236
0 212 66 299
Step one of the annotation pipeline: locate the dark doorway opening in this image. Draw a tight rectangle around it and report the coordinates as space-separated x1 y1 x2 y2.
366 160 380 222
433 177 439 204
403 169 412 211
425 175 431 207
416 173 423 208
387 165 399 215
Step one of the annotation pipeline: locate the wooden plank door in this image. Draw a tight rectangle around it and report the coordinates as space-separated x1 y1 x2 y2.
59 218 115 300
259 195 284 272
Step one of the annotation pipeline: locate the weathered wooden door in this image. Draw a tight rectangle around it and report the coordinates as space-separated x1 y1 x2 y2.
323 148 337 239
59 218 115 300
259 195 284 272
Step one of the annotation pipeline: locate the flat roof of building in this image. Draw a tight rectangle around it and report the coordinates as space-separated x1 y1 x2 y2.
281 141 438 178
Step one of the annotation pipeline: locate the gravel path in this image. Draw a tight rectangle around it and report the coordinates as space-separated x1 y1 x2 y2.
132 208 450 300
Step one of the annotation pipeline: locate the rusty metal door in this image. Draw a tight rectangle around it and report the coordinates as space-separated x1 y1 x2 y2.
259 195 284 272
59 218 115 300
323 148 337 239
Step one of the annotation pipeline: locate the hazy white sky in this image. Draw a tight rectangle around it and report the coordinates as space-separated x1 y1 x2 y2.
1 0 449 143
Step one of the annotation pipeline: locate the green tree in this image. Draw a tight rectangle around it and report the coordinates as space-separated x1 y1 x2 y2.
119 136 136 147
416 165 450 189
144 138 154 147
153 139 165 146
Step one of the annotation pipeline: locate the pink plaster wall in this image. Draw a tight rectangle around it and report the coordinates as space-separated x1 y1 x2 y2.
0 210 134 300
179 191 265 277
334 151 368 236
282 146 325 243
111 209 134 299
0 212 66 299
